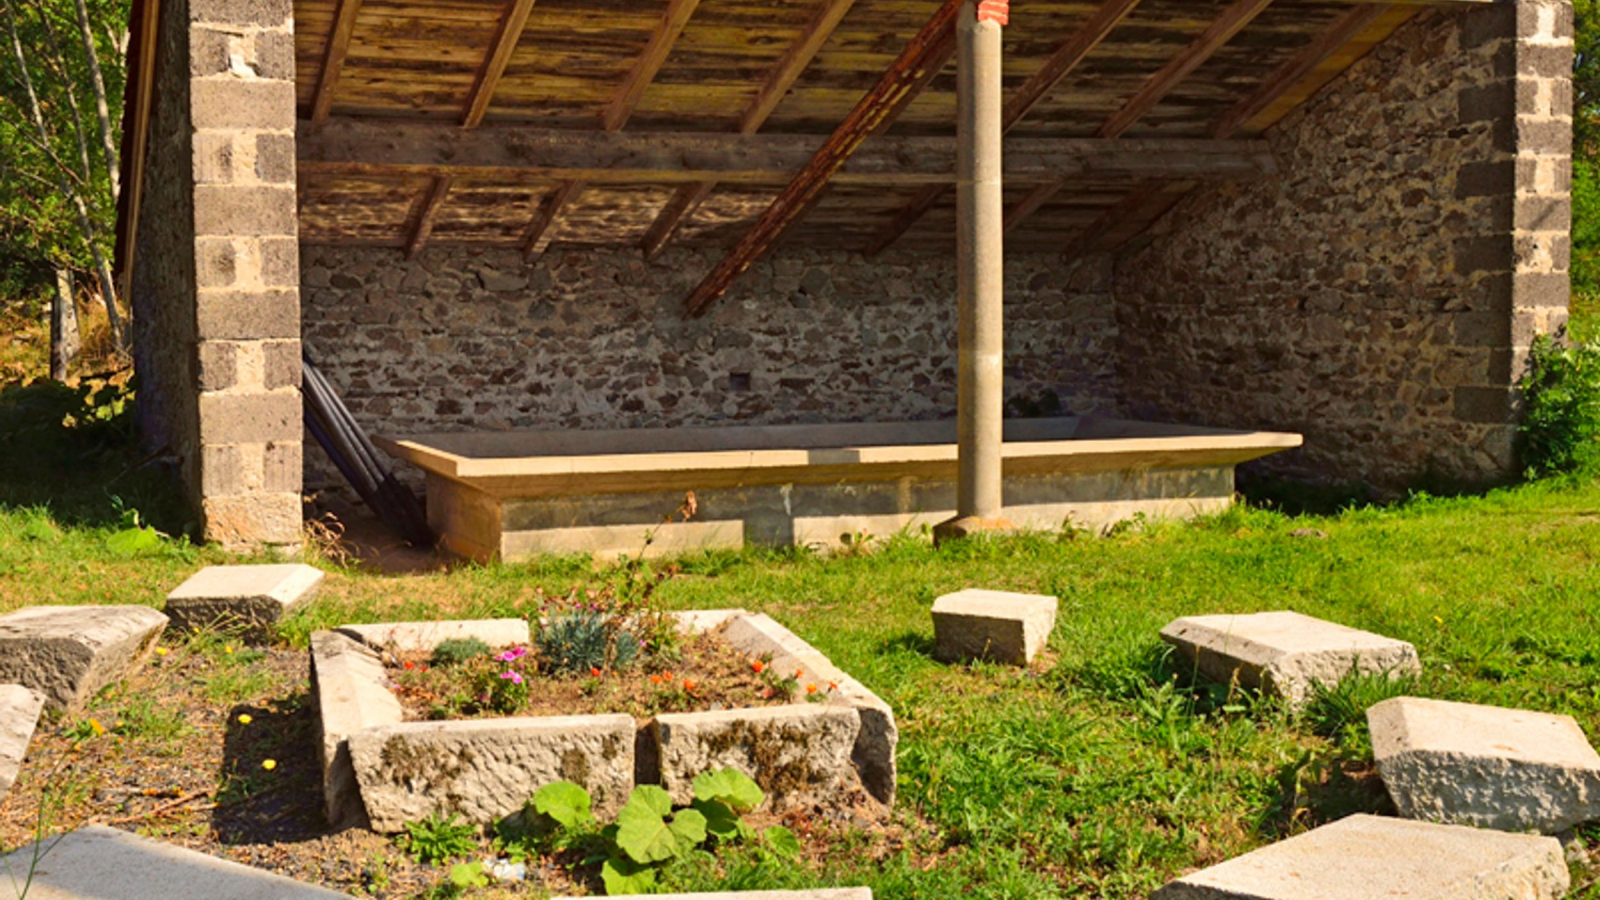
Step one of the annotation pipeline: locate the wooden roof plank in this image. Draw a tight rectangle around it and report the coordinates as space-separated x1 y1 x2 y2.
681 0 966 317
865 0 1144 256
521 179 586 260
405 175 454 257
310 0 365 122
461 0 541 128
642 0 863 260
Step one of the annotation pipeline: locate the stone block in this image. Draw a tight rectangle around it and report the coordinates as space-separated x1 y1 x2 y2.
201 491 303 547
193 186 296 237
197 389 300 444
1369 697 1600 834
348 715 635 832
1158 611 1419 707
190 79 295 131
931 588 1058 666
336 618 530 653
165 563 324 637
652 704 861 808
717 613 899 805
195 289 299 340
1151 814 1567 900
309 630 402 828
0 825 346 898
0 685 43 799
0 606 167 713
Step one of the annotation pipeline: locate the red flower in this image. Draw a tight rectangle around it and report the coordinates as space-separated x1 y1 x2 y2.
683 679 697 692
751 660 766 674
403 661 416 670
590 667 603 677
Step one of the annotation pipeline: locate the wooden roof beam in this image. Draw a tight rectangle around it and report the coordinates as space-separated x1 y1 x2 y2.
642 0 862 260
681 0 966 317
865 0 1144 255
525 0 702 261
462 0 540 128
405 176 453 257
309 0 364 122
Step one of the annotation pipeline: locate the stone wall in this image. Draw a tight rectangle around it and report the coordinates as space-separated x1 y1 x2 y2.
129 0 303 549
300 245 1118 495
1113 0 1572 489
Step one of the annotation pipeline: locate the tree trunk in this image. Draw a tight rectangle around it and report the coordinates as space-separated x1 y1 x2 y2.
51 266 80 381
71 0 117 200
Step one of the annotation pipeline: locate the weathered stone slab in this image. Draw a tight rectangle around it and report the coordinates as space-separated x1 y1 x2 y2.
716 613 899 805
0 606 168 713
0 685 43 800
1159 611 1419 706
1152 814 1568 900
348 714 635 832
164 563 323 637
337 618 530 653
309 630 402 828
556 883 870 890
653 704 861 808
0 824 347 899
1370 696 1600 834
931 589 1058 665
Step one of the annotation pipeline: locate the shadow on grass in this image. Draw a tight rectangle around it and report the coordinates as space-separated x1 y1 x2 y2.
213 692 328 844
0 377 194 536
877 631 936 659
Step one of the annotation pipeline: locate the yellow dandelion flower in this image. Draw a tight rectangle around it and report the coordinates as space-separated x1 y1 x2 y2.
154 647 169 657
1432 615 1444 625
88 718 105 736
261 759 277 771
223 645 234 654
237 714 253 725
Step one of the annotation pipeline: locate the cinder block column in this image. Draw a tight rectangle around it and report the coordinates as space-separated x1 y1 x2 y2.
1451 0 1573 469
187 0 302 549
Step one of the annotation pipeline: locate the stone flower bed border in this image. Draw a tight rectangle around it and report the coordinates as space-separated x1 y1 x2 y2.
311 610 896 832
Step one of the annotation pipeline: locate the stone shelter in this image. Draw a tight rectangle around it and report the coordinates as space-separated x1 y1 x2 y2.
113 0 1572 552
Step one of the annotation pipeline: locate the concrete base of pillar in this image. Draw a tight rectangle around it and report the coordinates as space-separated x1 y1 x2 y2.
932 515 1015 546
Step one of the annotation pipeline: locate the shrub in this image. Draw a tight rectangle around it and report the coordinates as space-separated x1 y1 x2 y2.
430 637 490 667
537 608 639 675
395 812 479 865
1518 334 1600 476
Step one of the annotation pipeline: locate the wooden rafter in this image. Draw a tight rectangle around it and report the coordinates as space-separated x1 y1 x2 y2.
865 0 1144 255
310 0 364 122
112 0 160 283
522 0 702 261
1004 0 1276 237
406 176 454 257
462 0 540 128
642 0 862 260
298 121 1279 183
681 0 965 317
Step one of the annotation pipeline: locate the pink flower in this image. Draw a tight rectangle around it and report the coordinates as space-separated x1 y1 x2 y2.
500 670 524 685
495 646 528 663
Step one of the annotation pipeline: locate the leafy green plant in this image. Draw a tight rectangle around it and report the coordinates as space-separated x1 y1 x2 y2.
431 637 491 668
395 812 479 866
516 768 799 895
537 608 640 675
1302 669 1417 756
1519 334 1600 476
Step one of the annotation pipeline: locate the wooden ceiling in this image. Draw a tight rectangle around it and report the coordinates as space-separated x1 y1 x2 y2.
292 0 1462 306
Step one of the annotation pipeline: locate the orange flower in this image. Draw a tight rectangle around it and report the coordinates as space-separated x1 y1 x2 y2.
751 660 766 674
403 661 416 670
649 674 664 684
828 681 839 691
682 679 697 692
805 684 818 695
590 667 603 677
794 669 804 680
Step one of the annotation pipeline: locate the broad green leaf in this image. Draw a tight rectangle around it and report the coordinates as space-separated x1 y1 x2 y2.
762 825 801 858
532 780 593 829
448 861 488 887
691 767 764 811
20 520 56 542
628 784 674 817
615 790 679 863
691 798 741 840
105 526 160 558
600 855 658 895
667 807 707 848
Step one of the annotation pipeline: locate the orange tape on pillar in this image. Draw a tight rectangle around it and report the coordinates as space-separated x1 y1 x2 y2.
976 0 1009 24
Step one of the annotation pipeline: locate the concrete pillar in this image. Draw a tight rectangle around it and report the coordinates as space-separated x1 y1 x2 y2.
937 0 1012 542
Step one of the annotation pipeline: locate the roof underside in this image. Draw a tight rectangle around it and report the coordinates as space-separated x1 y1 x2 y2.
291 0 1425 257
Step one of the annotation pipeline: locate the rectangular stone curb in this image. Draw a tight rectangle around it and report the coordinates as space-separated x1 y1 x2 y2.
1159 610 1420 706
560 883 876 890
165 563 324 639
0 685 43 799
0 824 348 898
932 588 1059 665
336 618 531 653
653 703 861 808
1369 696 1600 833
0 606 168 714
1152 814 1568 900
713 613 899 805
309 630 402 828
348 714 635 833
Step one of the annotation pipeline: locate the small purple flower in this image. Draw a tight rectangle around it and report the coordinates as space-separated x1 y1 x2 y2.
495 646 528 663
500 670 524 685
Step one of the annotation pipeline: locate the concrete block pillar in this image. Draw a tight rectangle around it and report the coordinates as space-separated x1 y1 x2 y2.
130 0 302 551
1450 0 1573 470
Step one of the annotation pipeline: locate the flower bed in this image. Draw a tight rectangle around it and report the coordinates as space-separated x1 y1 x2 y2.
310 610 897 833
